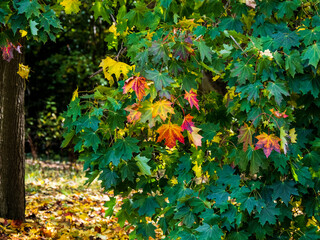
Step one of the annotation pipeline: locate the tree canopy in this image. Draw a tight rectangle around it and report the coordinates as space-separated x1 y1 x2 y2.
2 0 320 239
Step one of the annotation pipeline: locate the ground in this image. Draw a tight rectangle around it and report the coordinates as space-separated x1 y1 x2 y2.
0 160 163 240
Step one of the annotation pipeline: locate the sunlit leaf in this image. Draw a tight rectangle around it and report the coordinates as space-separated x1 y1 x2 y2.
255 132 281 158
152 99 174 121
184 89 199 110
156 121 184 148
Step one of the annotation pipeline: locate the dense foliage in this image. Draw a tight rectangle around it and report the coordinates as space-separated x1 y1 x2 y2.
2 0 320 239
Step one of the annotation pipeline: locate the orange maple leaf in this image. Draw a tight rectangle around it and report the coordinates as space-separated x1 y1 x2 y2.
255 132 281 158
238 123 255 152
157 121 184 148
152 99 175 121
184 89 199 111
187 127 203 149
123 76 149 101
124 103 141 123
181 114 195 132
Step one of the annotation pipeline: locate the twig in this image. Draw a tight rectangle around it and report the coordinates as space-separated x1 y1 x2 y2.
230 35 248 57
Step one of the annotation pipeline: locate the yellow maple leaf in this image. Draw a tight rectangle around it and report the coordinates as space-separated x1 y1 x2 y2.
60 0 81 14
71 87 78 101
152 99 175 121
192 161 202 178
19 30 27 37
99 57 133 86
17 63 30 80
170 176 178 185
289 128 297 143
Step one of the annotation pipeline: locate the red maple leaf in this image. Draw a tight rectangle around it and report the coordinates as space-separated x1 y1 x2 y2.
184 89 199 111
181 114 195 132
1 42 22 62
255 132 281 158
157 121 184 148
123 76 149 101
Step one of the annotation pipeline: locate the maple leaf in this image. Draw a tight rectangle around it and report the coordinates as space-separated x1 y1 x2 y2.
187 127 203 149
238 123 255 152
255 132 281 158
1 42 22 62
152 99 174 121
99 57 133 86
17 63 30 80
184 89 199 111
279 127 288 155
123 76 149 101
60 0 81 14
289 128 297 143
124 103 141 123
156 121 184 148
181 114 195 132
270 108 288 119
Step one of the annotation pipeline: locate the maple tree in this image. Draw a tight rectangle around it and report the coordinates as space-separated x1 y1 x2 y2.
2 0 320 239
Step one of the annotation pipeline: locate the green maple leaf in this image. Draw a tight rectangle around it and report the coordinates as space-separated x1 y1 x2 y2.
76 115 100 131
302 42 320 68
285 50 304 78
217 165 240 189
179 231 197 240
257 202 280 225
276 0 299 19
29 20 38 36
99 168 119 189
17 0 41 19
219 17 244 33
104 149 120 166
299 26 320 46
230 62 254 85
135 155 152 176
207 186 229 205
91 0 111 21
200 209 220 225
61 130 75 148
195 223 224 240
272 181 299 206
272 31 300 52
236 81 263 101
304 151 320 171
82 131 101 152
145 69 174 91
119 161 137 181
66 98 81 121
247 146 267 174
199 122 219 142
149 41 170 63
194 41 212 62
40 7 62 33
104 197 116 216
266 81 289 106
0 1 11 24
133 196 159 216
240 197 260 214
107 110 126 130
136 222 156 239
114 137 140 161
227 231 250 240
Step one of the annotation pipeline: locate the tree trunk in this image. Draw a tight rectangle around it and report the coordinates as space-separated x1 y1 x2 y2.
0 50 25 221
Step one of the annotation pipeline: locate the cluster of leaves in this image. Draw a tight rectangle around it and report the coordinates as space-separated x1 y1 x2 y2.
60 0 320 239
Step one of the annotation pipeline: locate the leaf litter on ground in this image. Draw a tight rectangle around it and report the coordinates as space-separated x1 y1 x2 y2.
0 160 164 240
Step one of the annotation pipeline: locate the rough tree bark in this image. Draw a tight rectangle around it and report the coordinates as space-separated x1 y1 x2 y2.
0 49 25 221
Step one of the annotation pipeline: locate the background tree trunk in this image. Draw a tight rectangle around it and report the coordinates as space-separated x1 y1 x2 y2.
0 49 25 221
